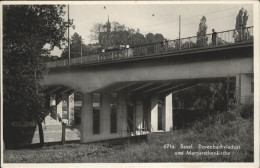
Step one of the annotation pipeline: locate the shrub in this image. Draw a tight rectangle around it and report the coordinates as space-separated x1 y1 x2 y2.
215 111 237 124
240 103 254 119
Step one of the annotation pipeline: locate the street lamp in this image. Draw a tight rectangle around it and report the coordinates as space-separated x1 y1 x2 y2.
68 4 70 66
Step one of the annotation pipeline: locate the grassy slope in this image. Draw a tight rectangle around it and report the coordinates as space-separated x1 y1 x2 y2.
4 117 253 163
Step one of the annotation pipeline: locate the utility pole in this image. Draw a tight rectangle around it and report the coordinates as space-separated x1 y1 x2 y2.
68 4 70 66
63 4 70 145
179 15 181 50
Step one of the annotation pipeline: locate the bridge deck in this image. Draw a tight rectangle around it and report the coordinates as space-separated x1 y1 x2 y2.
46 26 253 69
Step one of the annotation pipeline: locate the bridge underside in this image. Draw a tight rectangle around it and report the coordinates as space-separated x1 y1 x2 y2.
42 73 253 143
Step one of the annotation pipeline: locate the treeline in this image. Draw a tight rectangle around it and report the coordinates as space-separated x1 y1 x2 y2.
61 21 166 59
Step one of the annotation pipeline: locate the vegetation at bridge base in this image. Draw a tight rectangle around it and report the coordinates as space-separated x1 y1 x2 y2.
239 103 253 119
3 5 71 148
4 104 253 163
171 82 229 130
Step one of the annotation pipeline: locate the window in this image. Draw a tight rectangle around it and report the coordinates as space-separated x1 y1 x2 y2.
110 93 117 133
93 93 100 134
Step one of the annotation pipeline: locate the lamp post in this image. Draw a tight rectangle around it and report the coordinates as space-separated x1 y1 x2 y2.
68 4 70 66
62 4 71 145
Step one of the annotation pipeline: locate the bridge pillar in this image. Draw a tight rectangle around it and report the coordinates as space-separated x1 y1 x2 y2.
67 93 75 126
101 93 110 136
236 73 254 105
165 93 173 131
143 97 151 133
118 92 128 137
56 94 63 121
80 93 93 143
135 98 143 135
151 95 159 132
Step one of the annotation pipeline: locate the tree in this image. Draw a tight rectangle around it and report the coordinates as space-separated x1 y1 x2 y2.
234 8 249 42
154 33 164 43
3 5 69 147
90 21 165 49
173 82 227 113
61 32 84 58
145 33 156 44
144 33 165 53
196 16 208 47
112 21 126 31
89 23 105 42
128 32 146 47
110 30 130 46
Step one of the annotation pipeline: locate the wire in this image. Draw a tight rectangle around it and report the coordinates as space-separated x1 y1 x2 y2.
144 9 253 34
140 5 252 29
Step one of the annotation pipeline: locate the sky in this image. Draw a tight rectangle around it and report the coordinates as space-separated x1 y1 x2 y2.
50 3 253 56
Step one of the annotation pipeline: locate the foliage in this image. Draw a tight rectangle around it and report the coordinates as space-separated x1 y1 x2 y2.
144 33 165 54
61 32 84 58
239 103 254 119
196 16 208 47
234 8 249 42
128 32 146 47
62 21 165 58
90 21 127 43
89 23 104 42
3 5 69 124
90 21 165 49
4 117 253 162
145 33 156 44
110 30 130 46
173 82 227 113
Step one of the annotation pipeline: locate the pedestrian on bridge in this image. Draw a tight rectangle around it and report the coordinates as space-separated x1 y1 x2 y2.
212 29 217 46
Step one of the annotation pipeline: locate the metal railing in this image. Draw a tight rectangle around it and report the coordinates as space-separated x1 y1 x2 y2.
46 26 253 68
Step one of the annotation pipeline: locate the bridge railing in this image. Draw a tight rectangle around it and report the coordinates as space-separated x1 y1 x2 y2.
47 26 253 68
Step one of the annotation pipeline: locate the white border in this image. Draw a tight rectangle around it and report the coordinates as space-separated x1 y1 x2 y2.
0 1 259 168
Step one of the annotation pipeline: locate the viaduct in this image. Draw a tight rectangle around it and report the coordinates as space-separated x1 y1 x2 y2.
22 27 255 144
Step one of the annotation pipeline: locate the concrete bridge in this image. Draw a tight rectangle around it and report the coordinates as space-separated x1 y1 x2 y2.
41 27 254 144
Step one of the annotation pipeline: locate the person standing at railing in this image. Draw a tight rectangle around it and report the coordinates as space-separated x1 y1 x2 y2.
212 29 217 46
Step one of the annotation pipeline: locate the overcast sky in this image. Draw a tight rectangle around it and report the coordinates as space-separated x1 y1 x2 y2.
51 3 253 56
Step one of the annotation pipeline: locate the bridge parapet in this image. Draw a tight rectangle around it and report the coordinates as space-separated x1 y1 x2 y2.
46 26 253 69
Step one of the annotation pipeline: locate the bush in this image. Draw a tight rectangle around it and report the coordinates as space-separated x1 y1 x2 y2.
191 110 238 133
240 104 254 119
215 111 237 124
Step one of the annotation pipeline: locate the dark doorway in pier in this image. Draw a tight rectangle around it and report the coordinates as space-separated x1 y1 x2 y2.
74 93 82 125
158 99 164 130
143 97 151 132
127 104 134 133
110 93 118 133
93 93 101 134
